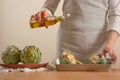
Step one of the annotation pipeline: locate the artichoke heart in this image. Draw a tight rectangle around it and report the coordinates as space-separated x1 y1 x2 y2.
88 55 112 64
61 50 83 64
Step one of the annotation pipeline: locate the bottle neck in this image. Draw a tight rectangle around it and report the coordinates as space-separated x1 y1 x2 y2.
55 16 63 22
55 14 70 22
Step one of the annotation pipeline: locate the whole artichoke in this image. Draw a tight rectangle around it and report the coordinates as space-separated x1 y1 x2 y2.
2 45 21 64
20 45 42 64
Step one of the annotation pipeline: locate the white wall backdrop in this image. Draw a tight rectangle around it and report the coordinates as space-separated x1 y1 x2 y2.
0 0 120 64
0 0 63 63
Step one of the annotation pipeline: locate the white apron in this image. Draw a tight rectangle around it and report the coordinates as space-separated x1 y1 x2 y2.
57 0 109 63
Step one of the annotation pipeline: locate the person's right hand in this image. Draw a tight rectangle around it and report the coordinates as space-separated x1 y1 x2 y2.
30 10 50 28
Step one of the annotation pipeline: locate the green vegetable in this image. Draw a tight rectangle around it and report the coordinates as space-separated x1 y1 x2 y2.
88 56 100 64
88 55 111 64
61 58 71 64
61 50 83 64
20 45 42 64
2 45 21 64
99 56 107 64
61 50 113 64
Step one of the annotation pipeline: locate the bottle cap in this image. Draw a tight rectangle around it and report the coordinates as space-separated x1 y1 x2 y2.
61 14 70 21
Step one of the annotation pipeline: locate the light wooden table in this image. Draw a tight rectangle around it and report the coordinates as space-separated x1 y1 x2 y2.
0 65 120 80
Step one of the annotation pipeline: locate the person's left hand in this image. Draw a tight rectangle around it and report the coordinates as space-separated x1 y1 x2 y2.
102 30 119 64
101 30 119 64
101 41 117 64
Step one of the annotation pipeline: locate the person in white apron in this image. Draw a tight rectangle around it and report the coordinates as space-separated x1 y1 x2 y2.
31 0 120 63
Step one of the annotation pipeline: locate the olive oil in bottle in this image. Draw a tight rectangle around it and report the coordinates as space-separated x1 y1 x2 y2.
30 14 70 28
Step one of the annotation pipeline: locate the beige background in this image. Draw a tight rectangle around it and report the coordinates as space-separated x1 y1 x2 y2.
0 0 120 64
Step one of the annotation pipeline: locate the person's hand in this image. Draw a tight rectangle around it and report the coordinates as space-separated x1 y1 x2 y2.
30 10 50 28
101 42 117 64
100 30 119 64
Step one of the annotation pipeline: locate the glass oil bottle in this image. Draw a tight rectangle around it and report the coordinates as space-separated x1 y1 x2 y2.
30 14 70 28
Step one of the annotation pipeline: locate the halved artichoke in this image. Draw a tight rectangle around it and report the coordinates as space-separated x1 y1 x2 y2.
61 50 83 64
61 50 112 64
88 55 112 64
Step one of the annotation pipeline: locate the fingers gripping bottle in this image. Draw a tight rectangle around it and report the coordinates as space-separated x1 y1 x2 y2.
30 14 70 28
